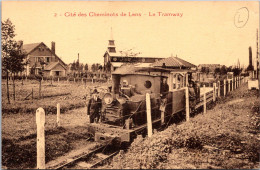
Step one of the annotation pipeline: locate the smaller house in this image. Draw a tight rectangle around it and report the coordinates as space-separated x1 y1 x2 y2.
44 62 67 76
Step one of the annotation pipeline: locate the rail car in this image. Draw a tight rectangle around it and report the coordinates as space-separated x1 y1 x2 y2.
86 65 202 143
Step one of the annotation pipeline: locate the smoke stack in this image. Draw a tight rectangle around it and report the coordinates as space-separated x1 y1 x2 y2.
51 41 55 54
249 46 253 67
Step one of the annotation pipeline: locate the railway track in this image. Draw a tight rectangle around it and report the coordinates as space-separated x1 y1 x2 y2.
51 139 119 169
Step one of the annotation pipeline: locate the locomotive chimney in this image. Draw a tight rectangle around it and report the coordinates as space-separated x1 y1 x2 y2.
51 41 55 54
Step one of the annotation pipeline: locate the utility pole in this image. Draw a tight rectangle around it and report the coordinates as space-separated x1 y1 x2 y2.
257 29 260 90
78 53 80 77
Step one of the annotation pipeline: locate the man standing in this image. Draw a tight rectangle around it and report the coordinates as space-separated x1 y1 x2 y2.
161 78 169 99
160 78 169 124
87 89 102 123
188 81 196 111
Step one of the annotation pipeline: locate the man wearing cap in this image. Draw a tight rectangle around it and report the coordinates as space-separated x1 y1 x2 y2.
87 89 102 123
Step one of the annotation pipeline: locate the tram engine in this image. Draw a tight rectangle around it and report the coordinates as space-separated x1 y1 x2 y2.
86 65 200 143
86 69 171 143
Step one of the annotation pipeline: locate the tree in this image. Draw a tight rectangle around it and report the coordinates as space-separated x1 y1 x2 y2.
246 65 254 71
232 67 242 76
31 57 45 99
106 62 111 73
201 67 209 74
227 66 232 72
98 65 103 71
220 65 227 75
95 63 100 72
84 63 88 71
79 64 83 72
214 67 221 75
75 59 79 70
71 60 76 71
91 63 96 72
9 49 27 100
2 19 27 103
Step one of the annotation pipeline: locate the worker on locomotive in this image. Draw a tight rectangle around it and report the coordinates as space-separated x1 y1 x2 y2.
158 77 169 125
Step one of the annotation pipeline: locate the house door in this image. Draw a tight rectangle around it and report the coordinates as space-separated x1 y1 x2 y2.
55 71 60 76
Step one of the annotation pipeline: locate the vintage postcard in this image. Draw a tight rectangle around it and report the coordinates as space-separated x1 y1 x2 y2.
1 1 259 169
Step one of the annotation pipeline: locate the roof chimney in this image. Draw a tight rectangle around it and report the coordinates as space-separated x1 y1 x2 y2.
51 41 55 54
18 40 23 50
162 63 166 68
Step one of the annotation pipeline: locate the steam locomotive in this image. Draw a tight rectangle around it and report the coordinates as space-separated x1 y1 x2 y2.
86 65 200 143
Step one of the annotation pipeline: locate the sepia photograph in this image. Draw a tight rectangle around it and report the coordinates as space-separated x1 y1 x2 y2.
1 1 259 169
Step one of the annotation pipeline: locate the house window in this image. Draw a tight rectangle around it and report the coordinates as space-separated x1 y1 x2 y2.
46 57 50 62
109 40 114 45
38 47 44 51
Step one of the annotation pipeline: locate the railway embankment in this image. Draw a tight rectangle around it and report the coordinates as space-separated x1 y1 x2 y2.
106 83 259 169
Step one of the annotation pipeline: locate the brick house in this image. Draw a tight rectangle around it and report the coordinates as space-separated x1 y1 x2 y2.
20 41 67 77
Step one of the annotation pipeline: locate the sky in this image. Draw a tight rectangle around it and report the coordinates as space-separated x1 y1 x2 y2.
2 1 259 67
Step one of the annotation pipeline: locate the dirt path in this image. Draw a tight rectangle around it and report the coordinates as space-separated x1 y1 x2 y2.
104 83 259 169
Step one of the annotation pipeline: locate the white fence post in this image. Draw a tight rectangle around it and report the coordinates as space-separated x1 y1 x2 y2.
203 85 206 114
74 78 75 83
146 93 152 137
185 87 190 121
58 77 59 83
57 103 60 127
36 108 45 169
213 83 216 102
235 77 237 88
224 79 226 96
228 79 230 92
231 79 233 91
234 77 236 89
218 81 220 97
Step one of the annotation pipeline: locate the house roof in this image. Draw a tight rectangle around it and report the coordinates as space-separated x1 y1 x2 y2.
23 43 42 54
22 42 67 66
44 62 66 71
151 57 196 68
